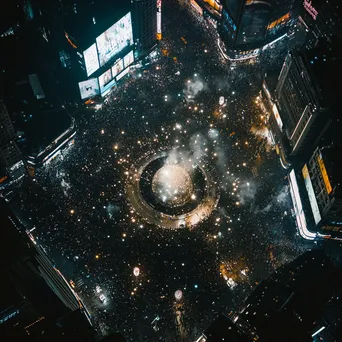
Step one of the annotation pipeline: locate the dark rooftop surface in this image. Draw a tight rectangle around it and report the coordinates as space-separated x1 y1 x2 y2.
18 106 73 156
63 0 131 49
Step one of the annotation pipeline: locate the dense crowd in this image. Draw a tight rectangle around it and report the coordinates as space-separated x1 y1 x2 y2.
15 1 313 341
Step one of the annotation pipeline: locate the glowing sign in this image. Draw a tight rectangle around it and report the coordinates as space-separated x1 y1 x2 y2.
123 50 134 68
204 0 221 11
190 0 203 15
302 164 321 225
0 175 8 183
96 12 133 67
317 153 332 194
116 67 129 81
78 78 100 100
288 169 315 240
267 12 290 29
303 0 318 20
111 59 124 78
65 32 77 49
98 68 113 91
272 103 283 131
83 43 100 76
157 0 162 40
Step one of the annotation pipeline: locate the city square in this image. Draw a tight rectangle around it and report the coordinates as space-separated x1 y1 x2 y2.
12 2 316 340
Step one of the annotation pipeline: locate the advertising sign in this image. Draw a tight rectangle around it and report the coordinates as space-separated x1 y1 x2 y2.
100 79 116 97
317 153 332 194
272 103 283 131
303 0 318 20
112 59 124 78
98 69 113 92
78 78 100 100
123 50 134 68
96 12 133 67
157 0 162 40
302 164 321 225
116 67 129 81
83 43 100 76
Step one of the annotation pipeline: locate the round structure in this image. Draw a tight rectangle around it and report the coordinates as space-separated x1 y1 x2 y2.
126 150 220 229
152 164 193 207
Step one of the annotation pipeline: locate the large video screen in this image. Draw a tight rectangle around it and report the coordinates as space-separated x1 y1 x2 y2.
98 68 113 91
79 78 100 99
96 12 133 67
83 43 100 77
123 50 134 68
112 59 124 78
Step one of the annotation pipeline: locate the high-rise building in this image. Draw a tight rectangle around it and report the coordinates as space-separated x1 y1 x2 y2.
298 0 342 48
274 49 328 157
235 250 342 341
219 0 299 61
195 315 253 342
132 0 158 57
274 38 342 159
197 250 342 341
0 99 26 188
0 199 94 339
300 146 342 237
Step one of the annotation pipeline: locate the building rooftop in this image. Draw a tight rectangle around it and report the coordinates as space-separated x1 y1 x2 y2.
304 39 342 109
17 105 73 158
320 146 342 198
63 0 131 49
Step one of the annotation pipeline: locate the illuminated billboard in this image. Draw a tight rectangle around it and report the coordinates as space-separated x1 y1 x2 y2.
302 164 321 225
303 0 318 20
157 0 162 40
96 12 133 67
288 169 315 240
116 67 129 81
123 50 134 68
317 153 332 194
272 103 283 131
83 43 100 77
78 78 100 100
98 68 113 92
101 79 116 97
112 59 124 78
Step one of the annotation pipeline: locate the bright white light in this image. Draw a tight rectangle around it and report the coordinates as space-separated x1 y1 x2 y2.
175 290 183 300
312 326 325 337
133 267 140 277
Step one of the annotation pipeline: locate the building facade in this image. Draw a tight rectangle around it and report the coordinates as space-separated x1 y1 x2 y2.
0 99 26 188
301 146 342 236
132 0 158 57
0 200 93 338
274 47 334 158
219 0 299 61
298 0 342 48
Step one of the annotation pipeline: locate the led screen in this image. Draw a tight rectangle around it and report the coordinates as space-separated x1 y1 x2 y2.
302 164 321 225
116 67 129 81
123 50 134 68
83 44 100 77
101 79 116 97
112 59 124 78
78 78 100 100
96 12 133 67
98 68 113 91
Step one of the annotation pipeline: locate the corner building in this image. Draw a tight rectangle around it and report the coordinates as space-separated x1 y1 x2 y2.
219 0 299 61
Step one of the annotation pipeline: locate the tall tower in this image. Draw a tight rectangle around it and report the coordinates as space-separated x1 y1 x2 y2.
0 99 26 187
132 0 159 58
0 200 93 338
